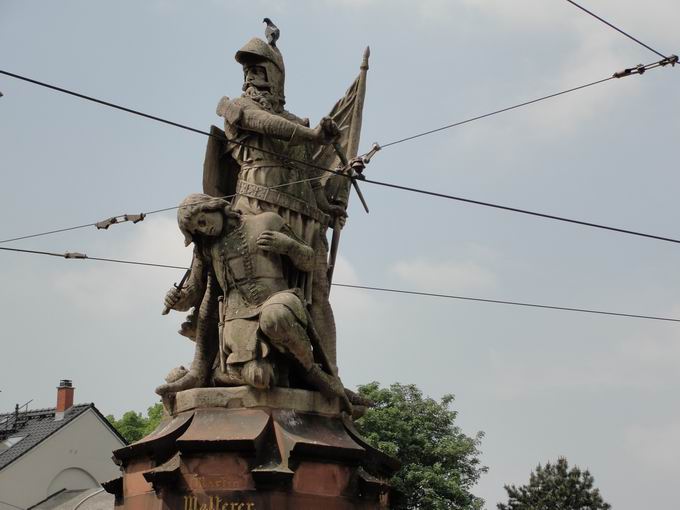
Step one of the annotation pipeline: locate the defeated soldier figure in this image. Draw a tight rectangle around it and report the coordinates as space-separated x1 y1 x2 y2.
156 193 350 411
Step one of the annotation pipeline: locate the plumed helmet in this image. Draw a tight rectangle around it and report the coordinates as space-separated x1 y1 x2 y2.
235 37 286 104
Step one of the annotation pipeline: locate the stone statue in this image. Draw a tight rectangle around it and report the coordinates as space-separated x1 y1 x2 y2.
157 194 351 410
160 24 372 406
106 22 398 509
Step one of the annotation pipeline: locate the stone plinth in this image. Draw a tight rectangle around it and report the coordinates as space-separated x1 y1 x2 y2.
103 387 398 509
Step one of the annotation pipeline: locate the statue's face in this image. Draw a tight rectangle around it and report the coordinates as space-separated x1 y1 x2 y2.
244 64 269 90
189 211 223 237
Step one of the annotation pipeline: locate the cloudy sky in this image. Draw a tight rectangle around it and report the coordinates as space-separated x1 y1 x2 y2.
1 1 679 508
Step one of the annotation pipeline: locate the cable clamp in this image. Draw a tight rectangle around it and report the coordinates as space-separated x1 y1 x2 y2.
613 64 646 79
64 252 88 259
96 217 118 230
660 54 679 67
124 213 146 224
96 213 146 230
362 142 381 165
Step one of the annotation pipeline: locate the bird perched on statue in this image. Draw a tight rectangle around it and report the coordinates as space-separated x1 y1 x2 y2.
263 18 279 47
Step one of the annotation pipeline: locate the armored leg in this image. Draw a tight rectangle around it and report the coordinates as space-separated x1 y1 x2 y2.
259 303 315 370
259 302 350 411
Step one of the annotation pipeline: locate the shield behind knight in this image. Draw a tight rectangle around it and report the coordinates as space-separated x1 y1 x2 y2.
202 125 240 199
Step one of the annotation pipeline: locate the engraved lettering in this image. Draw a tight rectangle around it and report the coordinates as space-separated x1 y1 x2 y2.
181 497 254 510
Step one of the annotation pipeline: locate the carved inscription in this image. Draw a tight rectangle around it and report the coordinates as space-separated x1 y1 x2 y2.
188 474 249 490
183 496 255 510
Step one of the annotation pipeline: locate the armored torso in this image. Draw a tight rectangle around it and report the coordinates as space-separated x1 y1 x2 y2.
210 212 296 320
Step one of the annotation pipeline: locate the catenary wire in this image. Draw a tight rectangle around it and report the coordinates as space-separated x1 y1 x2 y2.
0 69 345 179
5 170 680 247
379 76 615 148
1 245 679 323
378 55 677 148
0 54 673 169
0 174 326 244
332 283 680 323
0 57 677 247
0 501 25 510
361 176 680 245
564 0 668 59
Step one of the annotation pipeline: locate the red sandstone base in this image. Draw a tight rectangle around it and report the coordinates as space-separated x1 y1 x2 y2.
103 391 398 510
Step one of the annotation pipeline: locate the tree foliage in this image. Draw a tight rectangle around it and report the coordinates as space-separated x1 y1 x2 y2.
106 403 164 443
498 457 610 510
355 382 487 510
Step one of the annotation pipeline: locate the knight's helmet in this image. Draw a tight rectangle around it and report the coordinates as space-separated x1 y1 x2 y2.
235 37 286 106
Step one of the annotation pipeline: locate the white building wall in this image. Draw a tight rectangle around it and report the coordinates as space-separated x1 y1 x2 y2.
0 408 125 509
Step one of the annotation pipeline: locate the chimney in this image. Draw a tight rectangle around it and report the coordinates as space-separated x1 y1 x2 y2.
55 379 74 421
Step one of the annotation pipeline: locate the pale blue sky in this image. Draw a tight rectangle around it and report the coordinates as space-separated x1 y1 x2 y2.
1 1 679 508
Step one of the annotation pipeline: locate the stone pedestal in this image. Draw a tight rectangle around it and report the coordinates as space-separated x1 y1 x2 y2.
103 387 398 509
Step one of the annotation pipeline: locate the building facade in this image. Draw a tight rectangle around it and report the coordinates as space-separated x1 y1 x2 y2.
0 381 126 510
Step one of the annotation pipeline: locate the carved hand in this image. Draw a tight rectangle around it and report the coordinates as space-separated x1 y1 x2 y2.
164 287 182 310
313 116 340 144
328 204 348 229
155 368 205 396
256 230 293 255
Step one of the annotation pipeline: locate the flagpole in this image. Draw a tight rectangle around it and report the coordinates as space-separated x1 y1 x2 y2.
327 47 370 287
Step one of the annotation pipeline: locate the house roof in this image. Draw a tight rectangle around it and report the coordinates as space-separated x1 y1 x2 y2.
0 404 126 471
30 488 114 510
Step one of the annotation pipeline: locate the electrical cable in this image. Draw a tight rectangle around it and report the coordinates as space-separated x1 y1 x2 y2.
1 245 679 324
0 174 326 244
564 0 668 59
0 501 25 510
360 176 680 245
380 76 615 148
0 69 345 179
1 53 673 167
379 55 676 148
332 283 680 323
1 57 677 247
4 163 680 247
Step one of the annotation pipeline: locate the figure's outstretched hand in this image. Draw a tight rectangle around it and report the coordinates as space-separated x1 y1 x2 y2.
155 367 203 396
164 287 182 310
313 116 340 144
328 204 348 229
257 230 292 255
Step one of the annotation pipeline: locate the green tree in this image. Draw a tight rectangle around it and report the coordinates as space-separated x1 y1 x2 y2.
106 403 164 443
498 457 610 510
355 382 486 510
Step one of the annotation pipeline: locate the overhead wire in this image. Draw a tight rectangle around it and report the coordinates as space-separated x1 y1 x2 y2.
1 245 679 324
0 55 677 247
360 176 680 245
379 76 615 148
5 165 680 247
0 69 346 179
332 283 680 323
564 0 668 59
378 56 676 148
0 174 326 244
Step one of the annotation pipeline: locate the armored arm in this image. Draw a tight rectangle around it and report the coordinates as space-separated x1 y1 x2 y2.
163 249 207 312
155 270 219 396
218 97 335 146
279 223 315 271
256 223 315 272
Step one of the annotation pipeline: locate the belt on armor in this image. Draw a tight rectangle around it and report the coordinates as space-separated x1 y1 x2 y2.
236 180 329 225
242 160 290 168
